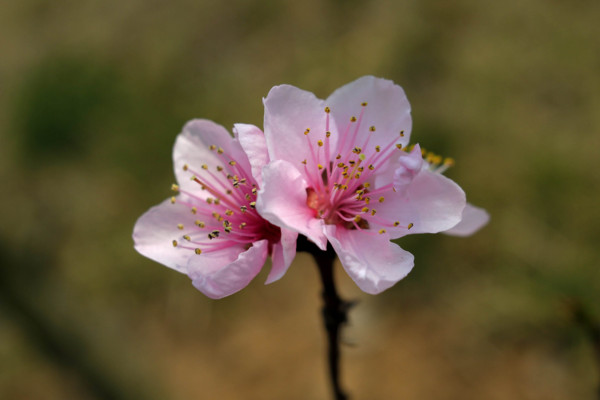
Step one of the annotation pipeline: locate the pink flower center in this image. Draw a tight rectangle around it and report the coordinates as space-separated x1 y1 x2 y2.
170 146 280 255
303 103 411 234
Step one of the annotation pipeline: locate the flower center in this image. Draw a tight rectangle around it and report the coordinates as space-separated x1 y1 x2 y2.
302 103 410 234
170 146 280 255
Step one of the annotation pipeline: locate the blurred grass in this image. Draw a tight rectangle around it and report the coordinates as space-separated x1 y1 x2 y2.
1 0 599 399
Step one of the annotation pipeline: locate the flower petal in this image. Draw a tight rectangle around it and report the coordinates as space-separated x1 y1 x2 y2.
173 119 251 193
443 203 489 237
266 229 298 284
263 84 335 179
234 123 269 187
326 76 412 159
373 169 466 238
324 225 414 294
256 159 327 250
133 198 199 274
190 239 269 299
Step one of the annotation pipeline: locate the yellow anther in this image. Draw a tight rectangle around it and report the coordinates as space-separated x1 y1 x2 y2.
183 235 191 241
378 196 385 203
170 196 176 204
210 145 217 151
368 164 375 170
354 215 362 222
212 212 220 218
201 164 208 170
352 147 362 154
171 183 179 191
214 199 221 205
172 240 178 247
251 187 257 195
318 164 324 170
361 207 369 212
371 209 377 216
191 207 197 214
375 145 381 152
350 116 357 122
250 201 256 209
354 173 361 179
407 223 414 230
216 166 224 172
317 140 324 147
245 193 252 201
217 147 224 154
337 162 345 168
239 222 247 229
378 229 386 234
304 128 310 135
365 197 371 204
225 209 234 216
194 248 202 255
228 161 236 166
361 102 368 107
432 155 443 165
400 130 405 137
369 126 376 132
183 164 189 171
325 107 331 113
394 221 400 227
195 220 205 228
206 198 213 204
336 154 342 159
341 185 348 190
208 230 220 239
326 131 331 138
177 224 184 230
396 143 403 150
302 159 307 165
444 157 455 167
421 148 426 156
364 182 371 188
240 205 247 213
226 189 232 195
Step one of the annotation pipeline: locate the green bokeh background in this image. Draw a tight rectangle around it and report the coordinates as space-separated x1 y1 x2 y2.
1 1 599 399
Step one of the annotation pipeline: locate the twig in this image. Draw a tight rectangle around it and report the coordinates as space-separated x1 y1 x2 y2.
298 235 351 400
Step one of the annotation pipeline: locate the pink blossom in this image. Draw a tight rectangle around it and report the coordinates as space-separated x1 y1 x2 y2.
133 120 297 299
257 76 488 294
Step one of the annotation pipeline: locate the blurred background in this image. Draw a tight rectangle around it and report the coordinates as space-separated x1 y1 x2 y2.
1 0 599 399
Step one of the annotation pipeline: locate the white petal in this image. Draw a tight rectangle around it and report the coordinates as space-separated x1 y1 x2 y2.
443 203 489 237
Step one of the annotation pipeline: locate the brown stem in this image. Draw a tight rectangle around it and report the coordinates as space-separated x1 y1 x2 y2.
298 235 350 400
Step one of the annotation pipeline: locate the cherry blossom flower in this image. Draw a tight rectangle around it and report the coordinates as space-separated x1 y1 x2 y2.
256 76 488 294
133 120 297 299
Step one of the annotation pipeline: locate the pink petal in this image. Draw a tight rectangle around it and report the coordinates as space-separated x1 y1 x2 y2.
256 159 327 250
190 239 269 299
233 123 269 187
265 229 299 284
444 203 489 237
374 169 466 238
133 198 200 274
173 119 251 193
324 225 414 294
263 85 335 179
326 76 412 159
